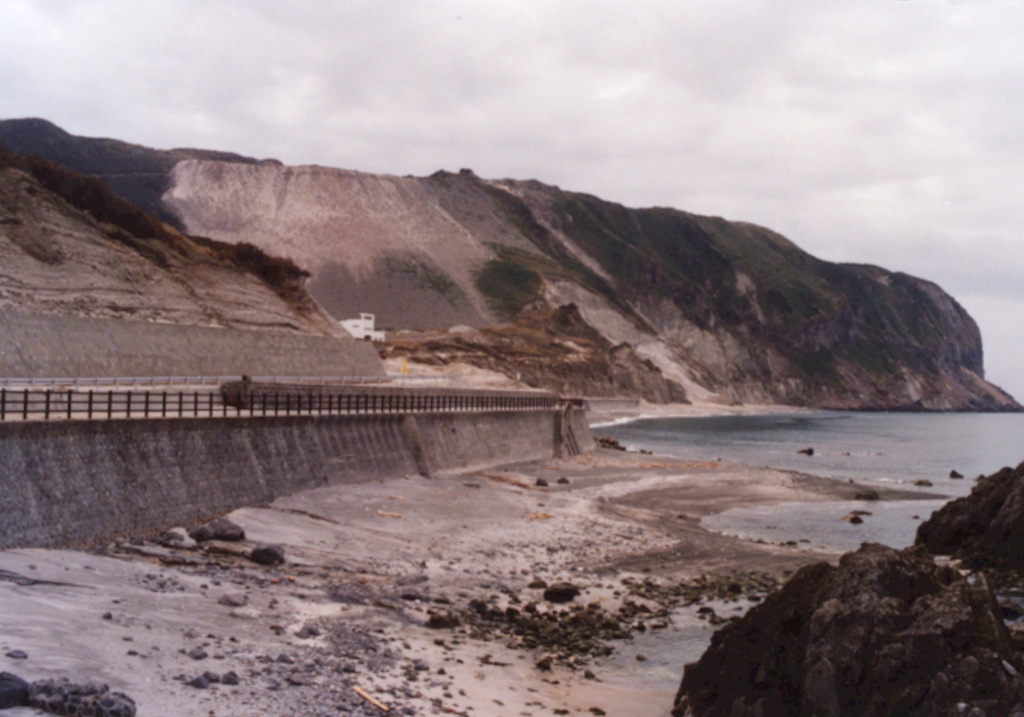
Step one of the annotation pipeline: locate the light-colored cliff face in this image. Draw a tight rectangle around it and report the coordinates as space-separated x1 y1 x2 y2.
165 162 505 329
0 166 337 335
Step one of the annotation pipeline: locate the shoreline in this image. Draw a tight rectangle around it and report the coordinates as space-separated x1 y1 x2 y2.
587 400 815 429
0 448 923 716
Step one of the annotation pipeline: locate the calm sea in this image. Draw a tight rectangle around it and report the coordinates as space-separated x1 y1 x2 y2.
600 411 1024 554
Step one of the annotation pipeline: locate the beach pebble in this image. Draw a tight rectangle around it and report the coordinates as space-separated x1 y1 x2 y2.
543 582 580 603
249 544 286 566
218 592 248 607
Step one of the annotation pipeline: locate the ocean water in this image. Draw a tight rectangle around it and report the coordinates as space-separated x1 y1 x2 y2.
601 411 1024 553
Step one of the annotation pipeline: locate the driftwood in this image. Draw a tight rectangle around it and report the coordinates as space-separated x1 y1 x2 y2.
352 685 389 712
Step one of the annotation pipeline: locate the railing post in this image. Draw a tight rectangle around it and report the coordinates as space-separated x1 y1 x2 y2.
45 390 51 420
67 389 72 419
87 391 93 419
23 389 29 420
144 391 150 418
126 390 132 419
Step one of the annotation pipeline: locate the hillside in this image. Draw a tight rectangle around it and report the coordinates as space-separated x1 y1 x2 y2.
2 118 1016 410
0 143 338 335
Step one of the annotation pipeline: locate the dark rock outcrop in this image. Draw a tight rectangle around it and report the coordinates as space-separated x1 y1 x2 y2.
916 460 1024 570
673 544 1024 717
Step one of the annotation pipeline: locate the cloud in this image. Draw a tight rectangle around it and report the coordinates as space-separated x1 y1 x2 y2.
2 0 1023 397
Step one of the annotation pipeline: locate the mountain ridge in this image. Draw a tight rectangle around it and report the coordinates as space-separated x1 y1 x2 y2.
1 117 1016 411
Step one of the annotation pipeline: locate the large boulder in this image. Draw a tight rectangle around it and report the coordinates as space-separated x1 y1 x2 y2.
673 543 1024 717
916 460 1024 569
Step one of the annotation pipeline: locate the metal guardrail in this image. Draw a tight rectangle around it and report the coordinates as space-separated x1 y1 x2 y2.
0 374 462 389
0 387 556 422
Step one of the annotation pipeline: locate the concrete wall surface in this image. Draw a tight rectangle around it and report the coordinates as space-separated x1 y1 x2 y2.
0 310 385 378
0 406 590 549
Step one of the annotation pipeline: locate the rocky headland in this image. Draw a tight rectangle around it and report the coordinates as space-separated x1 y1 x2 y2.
1 117 1017 411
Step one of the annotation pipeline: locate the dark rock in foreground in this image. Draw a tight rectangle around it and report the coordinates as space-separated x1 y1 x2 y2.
0 672 30 709
916 460 1024 570
673 543 1024 717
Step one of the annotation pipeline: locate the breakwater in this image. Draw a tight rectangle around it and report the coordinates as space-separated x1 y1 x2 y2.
0 390 593 550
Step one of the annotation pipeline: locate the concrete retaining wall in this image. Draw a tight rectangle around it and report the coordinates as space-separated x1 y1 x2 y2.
0 310 385 378
0 406 593 549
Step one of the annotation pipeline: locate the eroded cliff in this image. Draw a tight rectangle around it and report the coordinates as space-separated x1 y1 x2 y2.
0 145 338 335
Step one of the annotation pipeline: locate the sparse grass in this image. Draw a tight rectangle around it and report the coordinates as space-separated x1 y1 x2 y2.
476 257 543 319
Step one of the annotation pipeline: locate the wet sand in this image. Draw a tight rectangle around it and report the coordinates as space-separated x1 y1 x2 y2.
0 448 913 716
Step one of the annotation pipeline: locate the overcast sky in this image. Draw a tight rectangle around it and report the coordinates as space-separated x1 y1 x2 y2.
3 0 1023 399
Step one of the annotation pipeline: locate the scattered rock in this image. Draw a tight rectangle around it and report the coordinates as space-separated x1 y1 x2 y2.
187 524 215 542
536 478 549 487
217 592 249 607
841 514 864 524
188 675 209 689
854 490 880 501
594 435 626 451
0 672 30 709
29 678 136 717
673 543 1024 717
209 518 245 541
4 650 27 660
535 655 553 671
295 625 321 639
426 612 460 630
249 544 286 566
187 648 208 660
797 447 814 456
543 582 580 604
221 671 241 686
950 470 965 479
557 477 571 485
528 579 548 589
161 527 197 549
914 479 934 487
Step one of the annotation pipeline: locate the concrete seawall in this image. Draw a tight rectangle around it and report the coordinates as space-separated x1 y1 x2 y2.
0 310 384 378
0 406 593 549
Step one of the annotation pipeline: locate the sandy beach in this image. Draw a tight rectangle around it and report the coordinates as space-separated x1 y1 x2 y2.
0 439 925 717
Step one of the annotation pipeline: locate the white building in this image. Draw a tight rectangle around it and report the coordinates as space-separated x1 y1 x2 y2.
340 313 385 341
